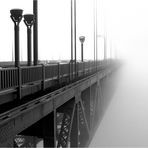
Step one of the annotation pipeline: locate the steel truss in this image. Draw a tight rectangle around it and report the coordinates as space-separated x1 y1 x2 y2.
55 79 104 147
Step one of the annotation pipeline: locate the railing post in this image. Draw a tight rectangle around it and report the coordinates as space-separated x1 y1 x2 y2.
18 67 22 100
0 70 1 90
10 9 23 67
69 62 71 82
42 64 45 90
58 63 60 84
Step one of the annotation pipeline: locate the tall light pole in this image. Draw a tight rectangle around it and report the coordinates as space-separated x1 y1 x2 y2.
10 9 23 67
79 36 85 62
10 9 23 99
24 14 34 66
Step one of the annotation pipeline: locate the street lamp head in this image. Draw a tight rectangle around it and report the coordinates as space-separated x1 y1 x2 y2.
79 36 85 43
10 9 23 23
24 14 34 27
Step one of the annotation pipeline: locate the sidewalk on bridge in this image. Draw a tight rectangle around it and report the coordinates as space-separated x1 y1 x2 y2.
89 61 148 147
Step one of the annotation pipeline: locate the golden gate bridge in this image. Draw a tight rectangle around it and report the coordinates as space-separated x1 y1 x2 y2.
0 0 120 147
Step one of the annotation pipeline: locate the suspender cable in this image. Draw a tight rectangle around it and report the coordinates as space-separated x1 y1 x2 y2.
33 0 38 65
93 0 97 68
74 0 77 77
71 0 73 62
95 0 98 63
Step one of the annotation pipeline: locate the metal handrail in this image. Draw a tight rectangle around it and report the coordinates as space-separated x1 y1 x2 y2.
0 61 115 92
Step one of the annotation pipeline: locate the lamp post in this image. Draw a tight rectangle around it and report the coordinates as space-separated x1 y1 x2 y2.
10 9 23 67
79 36 85 62
24 14 34 66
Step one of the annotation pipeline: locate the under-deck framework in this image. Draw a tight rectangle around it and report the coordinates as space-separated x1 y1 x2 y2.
0 62 119 147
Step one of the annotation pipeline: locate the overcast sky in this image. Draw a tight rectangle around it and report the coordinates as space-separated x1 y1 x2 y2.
102 0 148 63
1 0 148 64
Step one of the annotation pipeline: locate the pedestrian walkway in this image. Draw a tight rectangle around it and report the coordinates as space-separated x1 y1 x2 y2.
89 61 148 147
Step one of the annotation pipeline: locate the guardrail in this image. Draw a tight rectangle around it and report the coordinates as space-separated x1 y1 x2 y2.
0 60 118 99
0 67 18 90
45 64 58 80
21 65 42 85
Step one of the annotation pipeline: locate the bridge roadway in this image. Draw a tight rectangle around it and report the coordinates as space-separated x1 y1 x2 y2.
0 61 119 147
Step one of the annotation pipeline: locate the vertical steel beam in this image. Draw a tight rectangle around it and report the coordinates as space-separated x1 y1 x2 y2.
70 103 79 147
81 43 83 62
96 79 104 121
90 83 98 128
81 87 91 128
43 112 55 147
54 110 57 147
15 24 20 67
42 64 45 90
18 67 22 99
27 28 32 66
33 0 38 65
78 102 90 147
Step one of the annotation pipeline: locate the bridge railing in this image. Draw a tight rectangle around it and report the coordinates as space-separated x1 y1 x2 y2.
45 64 59 80
77 62 84 76
0 67 19 90
21 65 43 85
0 60 117 92
59 63 70 77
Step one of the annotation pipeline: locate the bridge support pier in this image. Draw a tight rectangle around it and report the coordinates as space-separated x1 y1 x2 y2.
43 112 55 147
